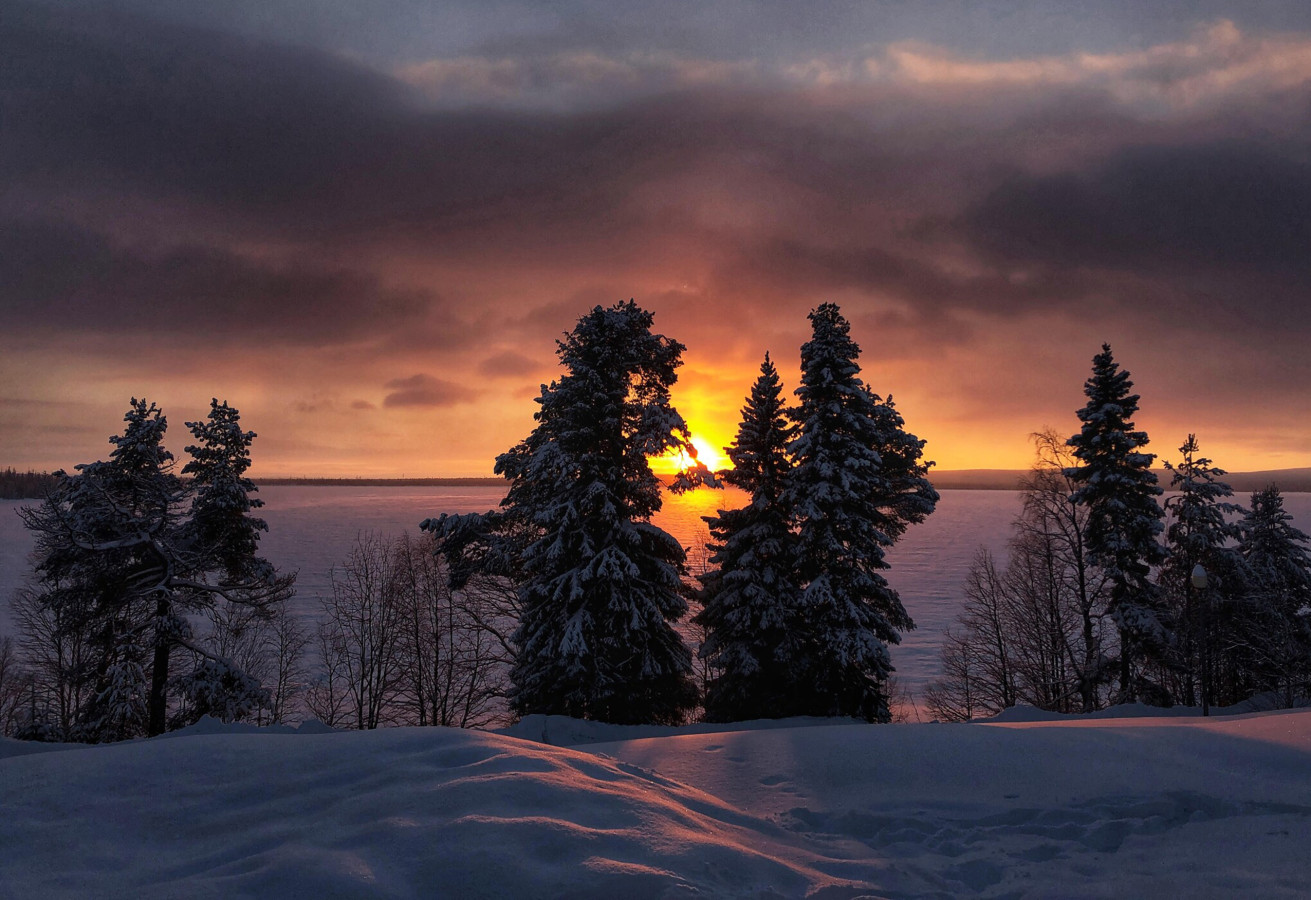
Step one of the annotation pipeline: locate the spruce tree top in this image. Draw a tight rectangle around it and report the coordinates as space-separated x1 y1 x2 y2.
790 303 937 547
1239 486 1311 608
1068 344 1155 475
1066 343 1164 578
64 398 183 536
1163 434 1241 560
184 399 270 582
723 352 794 502
95 398 174 484
495 300 689 523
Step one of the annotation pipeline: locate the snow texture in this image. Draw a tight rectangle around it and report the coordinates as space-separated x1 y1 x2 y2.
5 709 1310 898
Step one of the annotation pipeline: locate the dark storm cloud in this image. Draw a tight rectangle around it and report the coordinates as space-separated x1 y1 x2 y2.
7 1 1311 342
968 142 1311 273
2 4 730 259
0 219 434 344
961 140 1311 331
51 0 1311 77
6 0 1311 474
0 5 923 246
383 374 478 407
705 235 1096 318
0 4 401 201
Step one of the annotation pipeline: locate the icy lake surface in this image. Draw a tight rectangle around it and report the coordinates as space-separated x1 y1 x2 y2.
4 486 1309 706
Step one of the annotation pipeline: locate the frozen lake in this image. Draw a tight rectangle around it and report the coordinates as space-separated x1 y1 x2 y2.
4 485 1309 707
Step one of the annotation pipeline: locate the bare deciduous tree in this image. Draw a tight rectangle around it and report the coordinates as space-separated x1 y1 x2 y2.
172 598 310 727
9 584 98 739
393 534 510 728
0 636 28 737
926 431 1115 721
306 532 512 730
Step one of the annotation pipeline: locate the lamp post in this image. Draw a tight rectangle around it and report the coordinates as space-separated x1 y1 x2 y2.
1192 564 1210 716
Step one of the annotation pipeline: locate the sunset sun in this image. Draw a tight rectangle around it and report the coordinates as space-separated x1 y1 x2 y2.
651 432 729 476
687 434 727 472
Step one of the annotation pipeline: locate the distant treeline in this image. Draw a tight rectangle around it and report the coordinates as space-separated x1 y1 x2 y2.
255 477 506 487
9 469 1309 495
262 471 1311 492
0 469 57 500
932 468 1311 493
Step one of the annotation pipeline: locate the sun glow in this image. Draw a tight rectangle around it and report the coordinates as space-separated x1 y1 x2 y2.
652 433 730 476
687 435 728 472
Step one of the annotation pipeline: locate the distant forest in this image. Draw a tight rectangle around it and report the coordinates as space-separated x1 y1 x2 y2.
6 470 1308 496
931 468 1311 493
0 469 57 500
254 477 506 487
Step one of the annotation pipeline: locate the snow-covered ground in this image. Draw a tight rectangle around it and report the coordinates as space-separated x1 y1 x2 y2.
4 709 1310 898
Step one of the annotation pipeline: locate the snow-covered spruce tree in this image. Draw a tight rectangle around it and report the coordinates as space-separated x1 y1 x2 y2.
172 399 297 728
695 353 803 721
781 303 938 722
1158 435 1243 709
427 301 699 725
1066 344 1166 704
20 399 187 740
184 399 274 583
20 399 292 739
1236 487 1311 706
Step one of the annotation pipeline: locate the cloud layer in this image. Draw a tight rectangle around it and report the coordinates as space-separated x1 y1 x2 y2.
4 2 1311 474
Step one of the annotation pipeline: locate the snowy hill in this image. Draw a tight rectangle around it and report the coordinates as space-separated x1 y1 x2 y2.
3 711 1310 898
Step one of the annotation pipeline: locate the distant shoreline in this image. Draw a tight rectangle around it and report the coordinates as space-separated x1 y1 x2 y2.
255 477 507 487
253 468 1311 493
8 469 1308 497
928 468 1311 493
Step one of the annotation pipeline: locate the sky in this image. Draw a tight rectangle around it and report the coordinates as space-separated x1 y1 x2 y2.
3 1 1311 477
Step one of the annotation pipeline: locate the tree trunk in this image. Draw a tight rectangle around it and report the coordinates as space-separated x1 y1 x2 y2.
148 595 171 736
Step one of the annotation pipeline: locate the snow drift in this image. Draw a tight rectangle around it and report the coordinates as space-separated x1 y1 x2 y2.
3 710 1310 898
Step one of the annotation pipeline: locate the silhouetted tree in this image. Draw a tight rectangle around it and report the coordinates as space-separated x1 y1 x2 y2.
1066 345 1166 704
781 303 938 722
427 301 700 724
1158 435 1243 710
926 432 1116 721
924 550 1016 722
1236 486 1311 706
184 399 272 583
0 636 26 737
695 353 803 721
18 399 293 739
1015 430 1115 711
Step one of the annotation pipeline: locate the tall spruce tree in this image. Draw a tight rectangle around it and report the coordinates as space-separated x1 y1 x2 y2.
174 399 293 728
427 301 699 724
1066 344 1166 704
695 353 802 721
781 303 938 722
1159 435 1242 710
1236 486 1311 705
21 399 187 739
